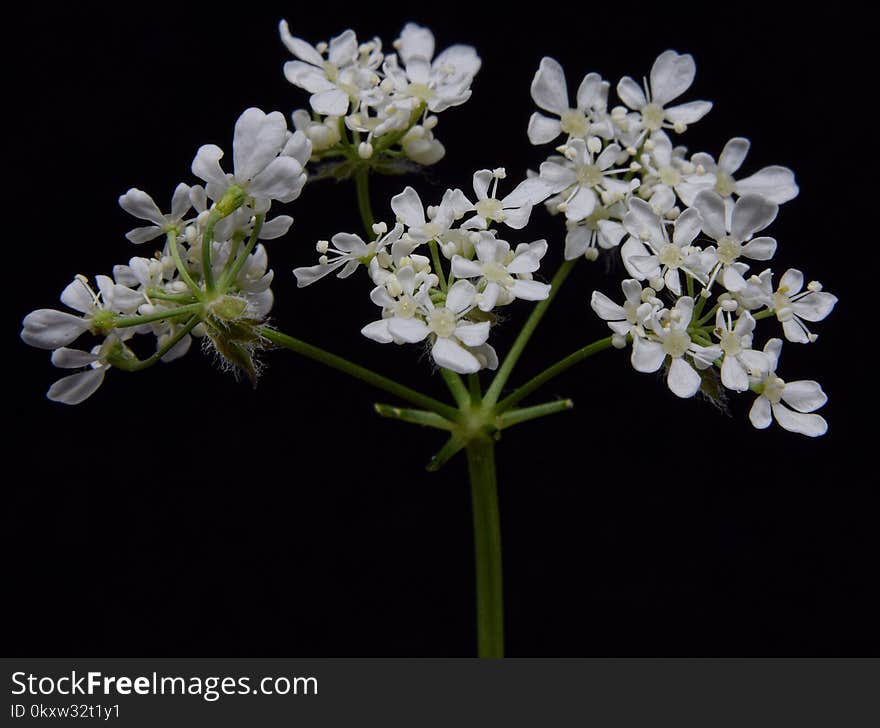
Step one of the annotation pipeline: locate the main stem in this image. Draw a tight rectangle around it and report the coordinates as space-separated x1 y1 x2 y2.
466 436 504 658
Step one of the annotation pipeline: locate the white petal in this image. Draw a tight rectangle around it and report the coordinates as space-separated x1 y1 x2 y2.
779 268 804 294
60 278 95 313
361 319 393 344
649 50 696 106
431 337 481 374
564 226 590 260
772 402 827 437
616 76 646 110
445 279 476 314
233 108 287 182
731 194 778 241
47 368 106 405
741 236 776 261
454 321 490 347
22 310 90 349
451 256 483 279
397 22 435 64
260 215 294 239
781 380 827 413
576 72 606 111
564 187 597 221
118 188 164 225
310 88 350 117
692 189 728 240
247 156 304 201
510 279 551 301
663 100 712 124
672 207 702 246
792 292 837 322
479 282 500 311
531 57 569 115
191 144 228 188
749 396 772 429
391 186 426 228
327 29 358 67
631 337 665 373
721 355 749 392
292 258 348 287
735 166 799 204
388 317 431 343
667 357 701 398
170 182 193 219
51 348 100 368
527 113 562 145
278 21 324 66
718 137 750 175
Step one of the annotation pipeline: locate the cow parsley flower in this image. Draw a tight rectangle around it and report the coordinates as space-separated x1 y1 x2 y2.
119 184 193 244
616 50 712 135
748 339 828 436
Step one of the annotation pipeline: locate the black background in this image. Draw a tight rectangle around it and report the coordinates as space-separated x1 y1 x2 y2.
5 3 875 656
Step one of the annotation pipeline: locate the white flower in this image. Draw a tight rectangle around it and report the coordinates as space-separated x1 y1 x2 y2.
590 279 658 345
639 131 712 204
620 198 708 295
279 23 369 116
21 275 142 350
294 223 404 287
291 109 342 153
46 344 115 405
749 268 838 343
119 184 192 244
391 186 467 243
563 203 627 261
383 23 481 113
616 50 712 134
713 310 769 391
528 57 613 145
451 233 550 311
461 169 549 230
630 296 721 398
748 339 828 436
191 108 310 211
690 137 798 205
364 277 491 373
539 139 631 222
692 190 778 292
400 123 445 165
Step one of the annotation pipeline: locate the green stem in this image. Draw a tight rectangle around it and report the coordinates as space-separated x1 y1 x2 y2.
484 259 576 406
354 166 375 239
114 303 203 329
374 404 454 430
166 231 201 295
202 211 222 292
496 399 574 429
496 336 614 413
466 436 504 658
429 240 448 291
259 327 459 420
441 369 470 408
221 214 265 289
111 315 200 372
468 373 481 404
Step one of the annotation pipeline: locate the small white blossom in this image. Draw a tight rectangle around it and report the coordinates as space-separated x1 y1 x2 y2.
748 339 828 436
616 50 712 135
294 224 404 287
119 184 193 244
713 309 769 391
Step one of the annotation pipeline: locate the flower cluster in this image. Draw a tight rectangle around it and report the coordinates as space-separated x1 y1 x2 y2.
21 108 311 403
295 168 550 373
525 51 835 435
280 21 480 170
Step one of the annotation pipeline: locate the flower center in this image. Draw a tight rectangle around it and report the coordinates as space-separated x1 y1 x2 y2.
428 307 458 338
481 261 513 284
576 163 604 188
560 109 589 137
658 165 681 187
642 103 665 131
584 205 609 231
322 62 339 82
657 243 683 269
717 236 742 265
623 300 640 324
772 291 794 321
662 328 691 358
715 171 736 197
394 295 417 319
475 198 505 222
719 330 741 356
406 82 435 101
762 375 786 404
